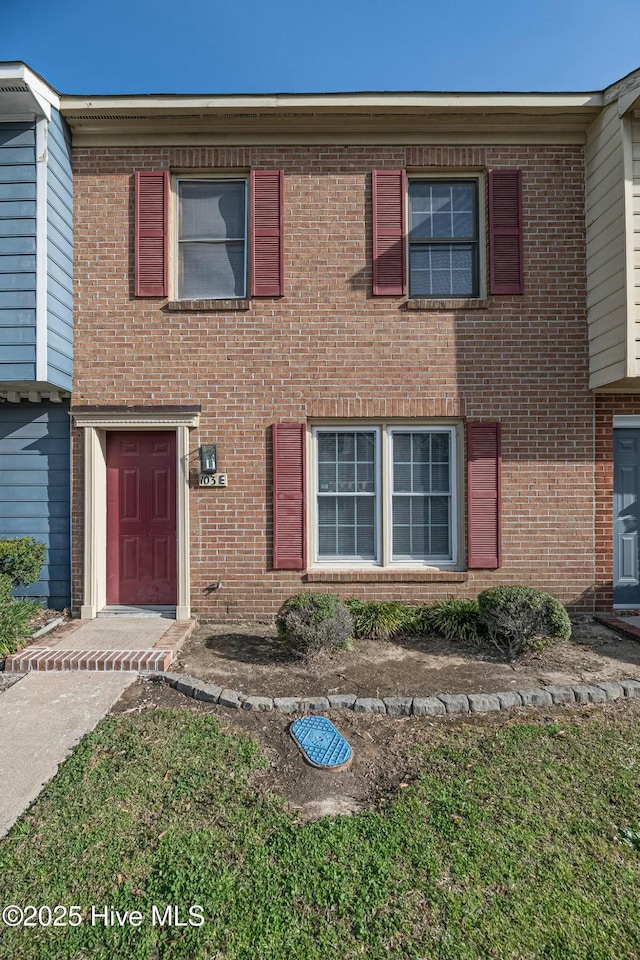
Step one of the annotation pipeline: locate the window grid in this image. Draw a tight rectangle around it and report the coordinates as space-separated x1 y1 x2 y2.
408 180 479 298
313 426 456 567
316 430 379 562
391 430 452 561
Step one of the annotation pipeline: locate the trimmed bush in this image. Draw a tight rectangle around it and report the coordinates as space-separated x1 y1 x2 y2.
276 592 354 659
0 536 46 587
429 598 484 643
346 599 413 641
477 585 571 660
0 536 45 658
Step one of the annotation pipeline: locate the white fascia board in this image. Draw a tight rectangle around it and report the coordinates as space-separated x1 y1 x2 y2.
0 62 59 118
59 90 603 116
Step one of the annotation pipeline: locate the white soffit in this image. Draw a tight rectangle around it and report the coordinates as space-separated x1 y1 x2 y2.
0 63 59 119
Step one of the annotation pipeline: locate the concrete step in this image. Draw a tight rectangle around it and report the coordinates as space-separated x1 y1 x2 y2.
4 648 173 672
97 605 176 618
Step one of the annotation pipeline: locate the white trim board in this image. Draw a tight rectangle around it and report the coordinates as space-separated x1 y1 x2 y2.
35 116 48 382
74 411 200 620
613 417 640 428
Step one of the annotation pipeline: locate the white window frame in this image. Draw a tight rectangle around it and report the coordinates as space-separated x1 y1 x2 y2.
312 426 382 565
406 172 486 300
172 174 249 300
310 422 459 570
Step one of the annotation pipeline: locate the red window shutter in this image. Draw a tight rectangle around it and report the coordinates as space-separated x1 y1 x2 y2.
488 169 523 295
372 169 406 295
272 423 306 570
251 170 284 297
467 421 501 569
135 170 169 297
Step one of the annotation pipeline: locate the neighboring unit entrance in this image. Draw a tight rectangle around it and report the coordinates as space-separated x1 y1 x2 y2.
613 428 640 606
106 431 177 605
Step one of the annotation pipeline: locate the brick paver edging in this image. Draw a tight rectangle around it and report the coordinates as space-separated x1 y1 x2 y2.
146 673 640 716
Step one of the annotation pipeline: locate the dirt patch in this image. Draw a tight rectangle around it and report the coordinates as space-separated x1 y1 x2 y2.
112 675 640 822
29 607 71 631
173 619 640 700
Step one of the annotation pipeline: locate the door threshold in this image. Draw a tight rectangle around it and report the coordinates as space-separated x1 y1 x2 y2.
98 605 177 619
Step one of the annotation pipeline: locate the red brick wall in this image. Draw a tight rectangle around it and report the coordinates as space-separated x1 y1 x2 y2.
72 143 595 618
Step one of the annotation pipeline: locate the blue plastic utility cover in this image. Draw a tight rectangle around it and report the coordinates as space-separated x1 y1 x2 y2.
290 715 352 771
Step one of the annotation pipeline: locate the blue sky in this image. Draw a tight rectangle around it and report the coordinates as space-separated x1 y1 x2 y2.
1 0 639 95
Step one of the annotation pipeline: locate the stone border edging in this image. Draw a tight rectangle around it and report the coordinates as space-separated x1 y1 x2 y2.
146 672 640 716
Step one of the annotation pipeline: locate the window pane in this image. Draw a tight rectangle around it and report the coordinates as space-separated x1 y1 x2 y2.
431 432 450 462
392 520 411 557
356 432 375 462
179 180 245 241
179 241 245 299
409 243 474 297
356 461 374 493
337 433 355 460
318 498 336 524
318 497 337 556
393 462 412 492
409 182 475 240
316 430 377 561
318 433 337 461
337 498 356 524
431 463 450 492
356 526 375 558
393 433 411 462
412 461 430 493
317 495 376 560
430 496 449 525
391 432 452 561
338 526 356 556
411 522 428 556
337 461 356 492
318 461 336 493
393 497 410 525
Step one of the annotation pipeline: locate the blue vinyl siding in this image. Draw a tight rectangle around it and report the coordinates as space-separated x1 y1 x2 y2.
46 110 72 392
0 123 36 382
0 401 70 609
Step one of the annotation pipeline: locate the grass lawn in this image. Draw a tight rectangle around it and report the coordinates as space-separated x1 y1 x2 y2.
1 707 640 959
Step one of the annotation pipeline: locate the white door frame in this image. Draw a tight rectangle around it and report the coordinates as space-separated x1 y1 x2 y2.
73 409 200 620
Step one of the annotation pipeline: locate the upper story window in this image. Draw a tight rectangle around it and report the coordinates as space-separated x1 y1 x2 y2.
176 178 247 300
408 180 479 298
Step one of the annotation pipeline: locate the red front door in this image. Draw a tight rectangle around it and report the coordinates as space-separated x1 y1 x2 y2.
106 431 177 605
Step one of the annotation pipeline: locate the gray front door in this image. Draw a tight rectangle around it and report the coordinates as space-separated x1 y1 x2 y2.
614 429 640 605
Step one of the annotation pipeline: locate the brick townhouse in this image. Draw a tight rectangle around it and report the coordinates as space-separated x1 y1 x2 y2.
3 64 640 621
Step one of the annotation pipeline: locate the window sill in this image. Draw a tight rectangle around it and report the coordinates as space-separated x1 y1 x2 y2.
303 569 468 584
166 299 251 312
404 298 489 311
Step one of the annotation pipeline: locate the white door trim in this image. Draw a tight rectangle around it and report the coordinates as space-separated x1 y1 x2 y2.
613 417 640 428
73 410 200 620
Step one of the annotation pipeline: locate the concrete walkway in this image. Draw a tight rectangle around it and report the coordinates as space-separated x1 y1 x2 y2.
0 671 135 838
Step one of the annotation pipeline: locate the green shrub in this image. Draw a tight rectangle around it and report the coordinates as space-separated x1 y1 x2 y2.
429 598 484 643
0 536 45 658
477 585 571 660
403 603 438 637
0 575 40 658
0 536 46 587
346 599 413 641
276 592 354 659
